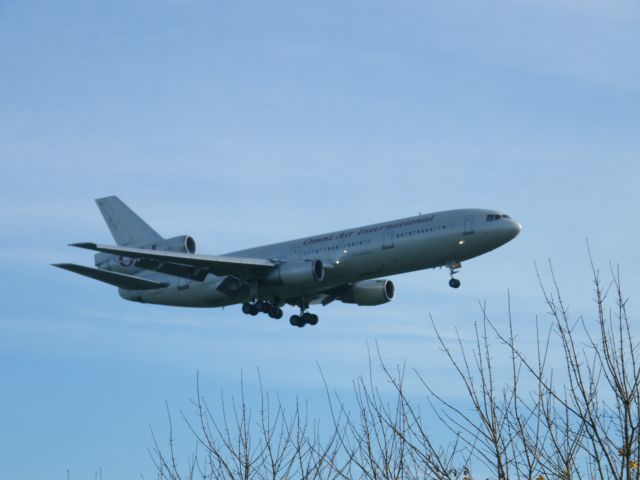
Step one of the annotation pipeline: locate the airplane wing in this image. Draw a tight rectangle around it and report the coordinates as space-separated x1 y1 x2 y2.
53 263 169 290
317 284 351 305
70 242 276 278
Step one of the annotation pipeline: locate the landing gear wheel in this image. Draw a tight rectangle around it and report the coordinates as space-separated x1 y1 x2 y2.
258 301 271 313
269 306 283 319
242 303 251 315
290 315 302 327
298 313 319 326
447 262 462 289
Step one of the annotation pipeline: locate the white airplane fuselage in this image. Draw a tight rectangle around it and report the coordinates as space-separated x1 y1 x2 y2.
118 208 521 308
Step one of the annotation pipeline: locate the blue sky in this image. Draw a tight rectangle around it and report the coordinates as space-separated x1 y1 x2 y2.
1 0 639 478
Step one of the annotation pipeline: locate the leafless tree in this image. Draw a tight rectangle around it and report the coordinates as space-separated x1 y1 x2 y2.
481 255 640 480
151 256 638 480
150 372 351 480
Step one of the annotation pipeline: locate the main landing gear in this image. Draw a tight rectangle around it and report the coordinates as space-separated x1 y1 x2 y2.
241 300 283 319
241 298 320 327
289 312 318 328
289 298 319 328
448 261 462 289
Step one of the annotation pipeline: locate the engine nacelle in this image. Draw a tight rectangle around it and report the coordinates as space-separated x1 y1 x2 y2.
341 279 395 306
163 235 196 254
265 260 325 286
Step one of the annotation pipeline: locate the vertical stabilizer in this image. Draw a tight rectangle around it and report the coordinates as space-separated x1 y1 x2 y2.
95 196 162 246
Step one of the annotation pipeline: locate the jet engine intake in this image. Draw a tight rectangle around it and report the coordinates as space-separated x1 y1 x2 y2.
341 279 395 306
265 260 325 286
164 235 196 254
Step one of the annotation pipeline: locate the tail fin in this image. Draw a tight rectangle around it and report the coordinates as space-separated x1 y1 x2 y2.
95 196 162 247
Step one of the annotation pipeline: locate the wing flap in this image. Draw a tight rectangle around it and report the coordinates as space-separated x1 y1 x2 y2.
53 263 169 290
134 257 209 282
70 242 276 277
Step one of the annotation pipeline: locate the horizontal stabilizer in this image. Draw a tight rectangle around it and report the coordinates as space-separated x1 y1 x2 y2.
53 263 169 290
70 242 276 277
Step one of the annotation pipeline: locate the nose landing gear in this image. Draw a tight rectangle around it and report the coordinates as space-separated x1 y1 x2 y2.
448 261 462 289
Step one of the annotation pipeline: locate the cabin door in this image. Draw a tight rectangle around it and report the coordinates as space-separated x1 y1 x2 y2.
382 229 395 249
464 215 474 235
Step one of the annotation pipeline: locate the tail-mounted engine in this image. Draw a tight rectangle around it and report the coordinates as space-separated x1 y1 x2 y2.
163 235 196 254
341 279 395 306
265 260 325 286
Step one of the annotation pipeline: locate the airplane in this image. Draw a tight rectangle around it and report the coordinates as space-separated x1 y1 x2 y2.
53 196 522 327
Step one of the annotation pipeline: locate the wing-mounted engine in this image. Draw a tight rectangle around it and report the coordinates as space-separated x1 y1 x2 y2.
265 260 325 286
341 279 395 306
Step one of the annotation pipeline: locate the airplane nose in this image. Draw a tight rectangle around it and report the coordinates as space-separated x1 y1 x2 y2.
508 219 522 239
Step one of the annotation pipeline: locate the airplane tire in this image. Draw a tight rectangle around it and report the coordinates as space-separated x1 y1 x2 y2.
308 314 318 325
449 278 461 289
273 308 283 319
259 301 271 313
242 303 251 315
290 315 301 327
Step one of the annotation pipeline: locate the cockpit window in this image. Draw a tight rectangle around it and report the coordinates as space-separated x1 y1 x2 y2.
488 213 511 221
